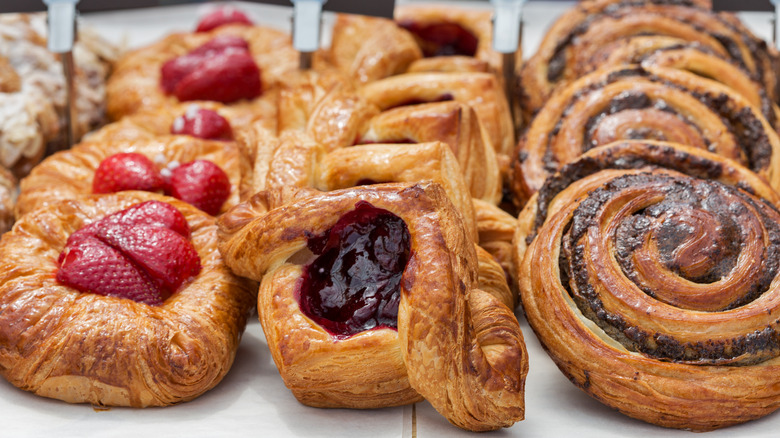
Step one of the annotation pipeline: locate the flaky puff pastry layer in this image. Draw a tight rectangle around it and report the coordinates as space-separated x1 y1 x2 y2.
361 72 514 176
106 24 297 121
217 183 527 431
16 135 251 219
0 192 256 407
516 141 780 431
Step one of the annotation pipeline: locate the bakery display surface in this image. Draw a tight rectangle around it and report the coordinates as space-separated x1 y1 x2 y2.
4 1 780 437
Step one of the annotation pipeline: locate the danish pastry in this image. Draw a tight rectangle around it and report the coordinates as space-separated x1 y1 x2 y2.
106 22 297 122
511 65 780 207
517 139 780 430
519 0 780 121
16 135 250 218
0 191 255 406
0 13 116 178
217 182 528 432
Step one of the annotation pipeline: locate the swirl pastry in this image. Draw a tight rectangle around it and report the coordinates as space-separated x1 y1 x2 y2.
0 13 117 178
577 36 779 126
218 182 528 431
511 65 780 207
16 136 250 218
106 23 297 122
517 140 780 430
0 191 255 406
519 0 780 121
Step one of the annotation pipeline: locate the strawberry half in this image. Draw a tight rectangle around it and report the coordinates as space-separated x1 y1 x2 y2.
195 7 254 32
57 200 201 306
166 160 230 216
160 36 261 103
93 153 164 194
171 106 233 141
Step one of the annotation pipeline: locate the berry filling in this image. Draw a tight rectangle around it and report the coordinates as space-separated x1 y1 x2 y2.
397 20 479 57
160 35 261 103
57 200 201 306
298 201 411 339
196 7 254 32
93 154 231 215
171 105 233 140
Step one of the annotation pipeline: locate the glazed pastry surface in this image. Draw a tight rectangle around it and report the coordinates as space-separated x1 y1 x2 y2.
517 140 780 430
512 65 780 207
16 136 250 218
0 192 255 407
218 182 527 431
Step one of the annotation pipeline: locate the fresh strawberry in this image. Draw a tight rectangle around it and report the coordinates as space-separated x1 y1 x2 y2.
171 106 233 140
57 201 201 306
195 7 253 33
93 153 164 194
96 224 201 294
57 235 164 306
173 50 261 103
166 160 230 215
160 36 260 103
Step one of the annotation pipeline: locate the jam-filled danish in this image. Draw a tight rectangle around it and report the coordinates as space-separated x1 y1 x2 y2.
511 65 780 207
217 182 528 431
0 192 255 407
517 139 780 430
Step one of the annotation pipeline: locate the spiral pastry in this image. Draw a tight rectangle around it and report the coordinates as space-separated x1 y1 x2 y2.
517 140 780 430
0 192 255 406
511 65 780 207
218 182 527 431
576 36 779 127
519 0 780 121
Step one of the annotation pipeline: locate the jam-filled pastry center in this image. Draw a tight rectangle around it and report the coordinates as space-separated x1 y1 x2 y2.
397 20 478 57
56 200 201 306
298 201 411 339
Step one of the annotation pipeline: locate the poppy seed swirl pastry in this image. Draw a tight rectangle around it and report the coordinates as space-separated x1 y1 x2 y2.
518 0 780 121
517 140 780 430
217 182 528 431
511 65 780 207
0 191 255 407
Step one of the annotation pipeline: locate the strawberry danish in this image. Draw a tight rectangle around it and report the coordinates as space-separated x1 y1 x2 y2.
106 8 297 127
0 192 255 406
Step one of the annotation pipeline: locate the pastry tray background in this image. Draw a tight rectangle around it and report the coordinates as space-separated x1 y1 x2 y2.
3 1 778 436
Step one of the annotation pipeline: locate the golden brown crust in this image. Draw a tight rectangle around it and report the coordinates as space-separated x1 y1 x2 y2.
0 166 17 234
106 24 297 121
315 14 422 84
0 191 255 407
519 0 779 121
0 55 20 93
360 72 514 173
217 182 527 431
518 153 780 430
16 136 250 218
511 65 780 207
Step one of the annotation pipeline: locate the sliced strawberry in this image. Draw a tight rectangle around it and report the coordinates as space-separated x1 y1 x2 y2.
161 36 250 94
196 7 254 33
173 50 261 103
57 235 164 306
166 160 230 216
188 35 250 56
171 107 233 141
93 153 164 195
97 224 201 294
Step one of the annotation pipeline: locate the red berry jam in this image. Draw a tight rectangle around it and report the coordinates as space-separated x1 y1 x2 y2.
398 21 479 57
298 201 411 339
